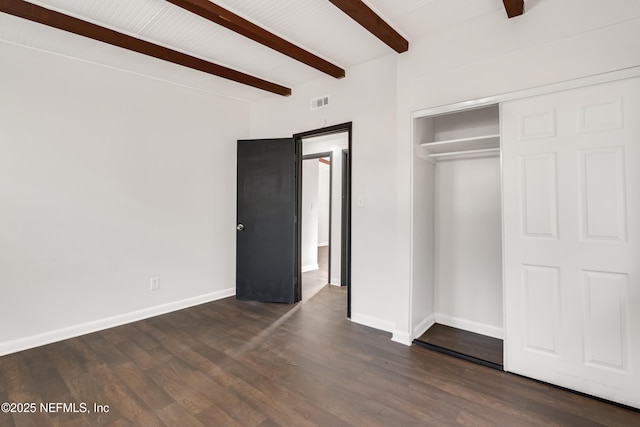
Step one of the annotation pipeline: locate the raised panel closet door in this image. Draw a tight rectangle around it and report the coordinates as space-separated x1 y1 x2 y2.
502 77 640 408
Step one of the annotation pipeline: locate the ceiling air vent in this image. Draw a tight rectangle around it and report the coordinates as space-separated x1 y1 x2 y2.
310 95 330 111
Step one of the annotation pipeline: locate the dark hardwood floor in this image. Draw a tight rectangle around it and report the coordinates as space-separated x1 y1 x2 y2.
1 286 638 426
415 323 504 369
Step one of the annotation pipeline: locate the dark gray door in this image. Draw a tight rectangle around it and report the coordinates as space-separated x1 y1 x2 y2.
236 138 300 303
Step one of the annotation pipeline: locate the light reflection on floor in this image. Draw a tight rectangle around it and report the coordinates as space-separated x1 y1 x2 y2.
302 246 329 303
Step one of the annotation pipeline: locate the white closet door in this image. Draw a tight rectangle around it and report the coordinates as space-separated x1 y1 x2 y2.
502 77 640 408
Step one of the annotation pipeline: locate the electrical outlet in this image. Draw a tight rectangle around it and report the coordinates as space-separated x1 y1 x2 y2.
150 277 160 290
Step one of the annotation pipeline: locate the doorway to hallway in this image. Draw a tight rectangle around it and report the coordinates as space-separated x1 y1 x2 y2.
295 124 351 315
301 154 331 302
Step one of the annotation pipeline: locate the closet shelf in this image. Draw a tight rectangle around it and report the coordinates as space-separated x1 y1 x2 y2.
419 134 500 154
428 147 499 161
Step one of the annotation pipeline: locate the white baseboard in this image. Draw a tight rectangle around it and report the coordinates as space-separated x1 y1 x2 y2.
350 312 395 334
301 264 319 273
350 313 414 346
394 314 436 346
328 276 342 286
412 314 435 340
0 287 235 357
434 313 504 339
392 330 412 346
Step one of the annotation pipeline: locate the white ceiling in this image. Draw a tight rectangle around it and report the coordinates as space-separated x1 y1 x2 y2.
0 0 505 101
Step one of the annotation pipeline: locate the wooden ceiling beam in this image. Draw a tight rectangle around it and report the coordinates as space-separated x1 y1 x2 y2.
502 0 524 18
166 0 345 79
327 0 408 53
0 0 291 96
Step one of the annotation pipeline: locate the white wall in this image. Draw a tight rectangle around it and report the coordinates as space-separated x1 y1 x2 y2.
434 157 502 338
404 1 640 341
252 1 640 345
0 42 249 355
301 159 320 271
251 54 401 337
317 161 330 247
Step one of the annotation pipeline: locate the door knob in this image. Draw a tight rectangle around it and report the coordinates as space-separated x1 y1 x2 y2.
236 223 245 231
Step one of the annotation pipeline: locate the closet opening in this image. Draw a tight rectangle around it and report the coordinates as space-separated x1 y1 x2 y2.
412 104 504 369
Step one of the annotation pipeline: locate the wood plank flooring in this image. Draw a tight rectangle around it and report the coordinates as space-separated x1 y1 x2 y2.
415 324 504 369
302 245 329 303
1 286 639 426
